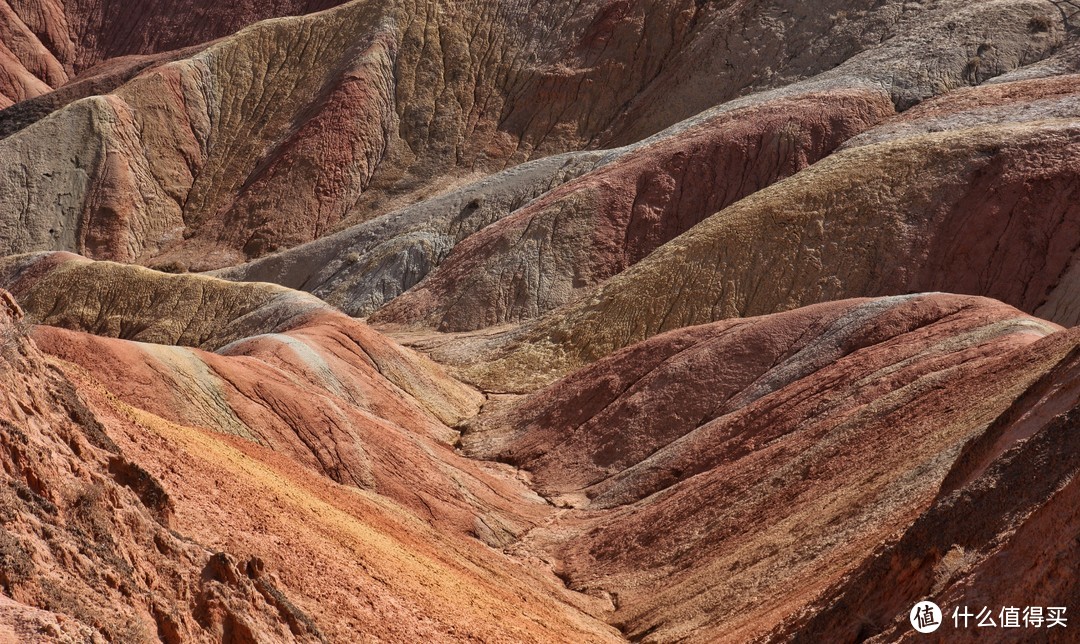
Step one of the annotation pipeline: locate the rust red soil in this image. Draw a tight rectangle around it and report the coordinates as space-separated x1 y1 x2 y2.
1 1 1080 642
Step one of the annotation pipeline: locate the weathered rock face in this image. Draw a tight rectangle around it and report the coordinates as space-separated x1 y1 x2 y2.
0 3 402 268
371 89 895 331
213 149 613 317
0 0 1070 271
4 1 1080 642
0 289 328 642
459 293 1080 642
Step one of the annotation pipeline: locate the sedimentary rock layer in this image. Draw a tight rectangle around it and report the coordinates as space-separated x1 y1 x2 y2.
436 85 1080 390
0 0 1069 271
0 262 618 642
2 1 1080 641
463 293 1079 642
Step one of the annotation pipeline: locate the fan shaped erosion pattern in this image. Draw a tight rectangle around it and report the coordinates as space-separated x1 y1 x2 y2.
2 0 1080 642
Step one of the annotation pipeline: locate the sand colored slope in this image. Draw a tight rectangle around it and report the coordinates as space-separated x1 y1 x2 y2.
79 392 620 643
0 251 482 437
0 252 328 350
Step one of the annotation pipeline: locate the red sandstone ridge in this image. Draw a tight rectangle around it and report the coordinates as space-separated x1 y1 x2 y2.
462 294 1075 641
2 1 1080 642
0 0 351 107
0 289 330 641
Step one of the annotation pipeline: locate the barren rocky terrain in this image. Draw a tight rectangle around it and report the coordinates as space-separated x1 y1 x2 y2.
1 0 1080 642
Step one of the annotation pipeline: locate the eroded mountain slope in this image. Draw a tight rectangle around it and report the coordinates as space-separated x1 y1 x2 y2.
0 0 1069 273
3 250 1080 641
2 1 1080 642
213 2 1075 331
0 258 620 642
774 331 1080 643
0 289 328 642
462 293 1076 642
422 75 1080 391
0 0 351 107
